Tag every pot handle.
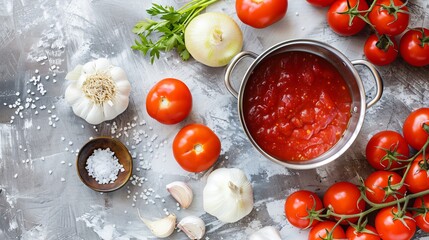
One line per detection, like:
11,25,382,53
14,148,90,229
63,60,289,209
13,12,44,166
224,51,258,98
351,59,383,109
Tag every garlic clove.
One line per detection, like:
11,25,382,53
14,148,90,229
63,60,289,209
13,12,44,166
166,181,193,209
138,210,176,238
248,226,281,240
177,216,205,240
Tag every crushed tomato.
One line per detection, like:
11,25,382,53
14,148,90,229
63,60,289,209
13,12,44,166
243,51,351,161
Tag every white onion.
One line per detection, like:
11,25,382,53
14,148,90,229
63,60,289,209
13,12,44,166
185,12,243,67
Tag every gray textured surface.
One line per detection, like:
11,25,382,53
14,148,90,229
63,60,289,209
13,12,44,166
0,0,428,239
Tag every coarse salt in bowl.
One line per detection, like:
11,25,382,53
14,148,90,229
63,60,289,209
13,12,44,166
77,137,132,192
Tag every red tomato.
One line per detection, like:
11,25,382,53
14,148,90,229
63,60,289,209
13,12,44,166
346,224,380,240
365,130,409,170
399,28,429,67
364,171,406,203
327,0,368,36
412,194,429,232
308,221,346,240
404,155,429,193
235,0,287,28
172,124,221,172
306,0,336,7
375,206,416,240
403,108,429,150
364,34,398,66
285,190,323,229
323,182,366,224
146,78,192,125
368,0,409,36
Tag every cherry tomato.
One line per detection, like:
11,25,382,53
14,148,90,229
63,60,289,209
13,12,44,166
172,124,221,172
306,0,336,7
146,78,192,125
368,0,409,36
365,130,409,170
404,155,429,193
364,171,406,203
308,221,346,240
236,0,288,28
346,224,380,240
399,28,429,67
285,190,323,229
403,108,429,150
327,0,368,36
323,181,366,224
412,194,429,232
364,34,398,66
375,206,416,240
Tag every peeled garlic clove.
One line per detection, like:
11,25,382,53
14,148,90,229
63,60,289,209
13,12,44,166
138,210,176,238
166,181,193,209
177,216,205,240
249,226,281,240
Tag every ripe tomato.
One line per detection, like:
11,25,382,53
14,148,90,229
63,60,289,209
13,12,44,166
412,194,429,232
146,78,192,125
172,124,221,172
285,190,323,229
323,181,366,224
346,224,380,240
308,221,346,240
327,0,368,36
368,0,409,36
364,34,398,66
375,206,416,240
306,0,336,7
404,155,429,193
403,108,429,150
364,171,406,203
236,0,288,28
399,28,429,67
365,130,409,170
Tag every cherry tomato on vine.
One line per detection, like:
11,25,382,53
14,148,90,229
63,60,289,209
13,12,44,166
306,0,336,7
308,221,346,240
399,28,429,67
368,0,409,36
235,0,288,28
327,0,368,36
285,190,323,229
323,181,366,224
375,206,416,240
172,124,221,172
346,224,380,240
412,194,429,232
364,171,406,204
403,108,429,150
146,78,192,125
364,34,398,66
404,155,429,193
365,130,409,170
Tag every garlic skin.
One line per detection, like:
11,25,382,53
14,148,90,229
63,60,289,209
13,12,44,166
248,226,281,240
65,58,131,125
203,168,253,223
166,181,193,209
138,211,176,238
177,216,205,240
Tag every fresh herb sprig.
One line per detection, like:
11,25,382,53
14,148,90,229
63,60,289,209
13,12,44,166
132,0,219,63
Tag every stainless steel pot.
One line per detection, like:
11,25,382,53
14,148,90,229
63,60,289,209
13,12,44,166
224,39,383,170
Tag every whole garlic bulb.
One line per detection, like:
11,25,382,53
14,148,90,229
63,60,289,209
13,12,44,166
203,168,253,223
65,58,131,125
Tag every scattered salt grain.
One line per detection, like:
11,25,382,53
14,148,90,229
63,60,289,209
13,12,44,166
48,170,53,175
13,173,18,178
60,178,65,182
85,148,123,184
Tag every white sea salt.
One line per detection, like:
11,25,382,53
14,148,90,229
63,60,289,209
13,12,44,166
85,148,124,184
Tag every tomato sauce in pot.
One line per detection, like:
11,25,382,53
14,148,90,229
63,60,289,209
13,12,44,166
243,51,352,161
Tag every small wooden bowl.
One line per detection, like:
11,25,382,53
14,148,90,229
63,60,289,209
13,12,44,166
76,137,132,192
